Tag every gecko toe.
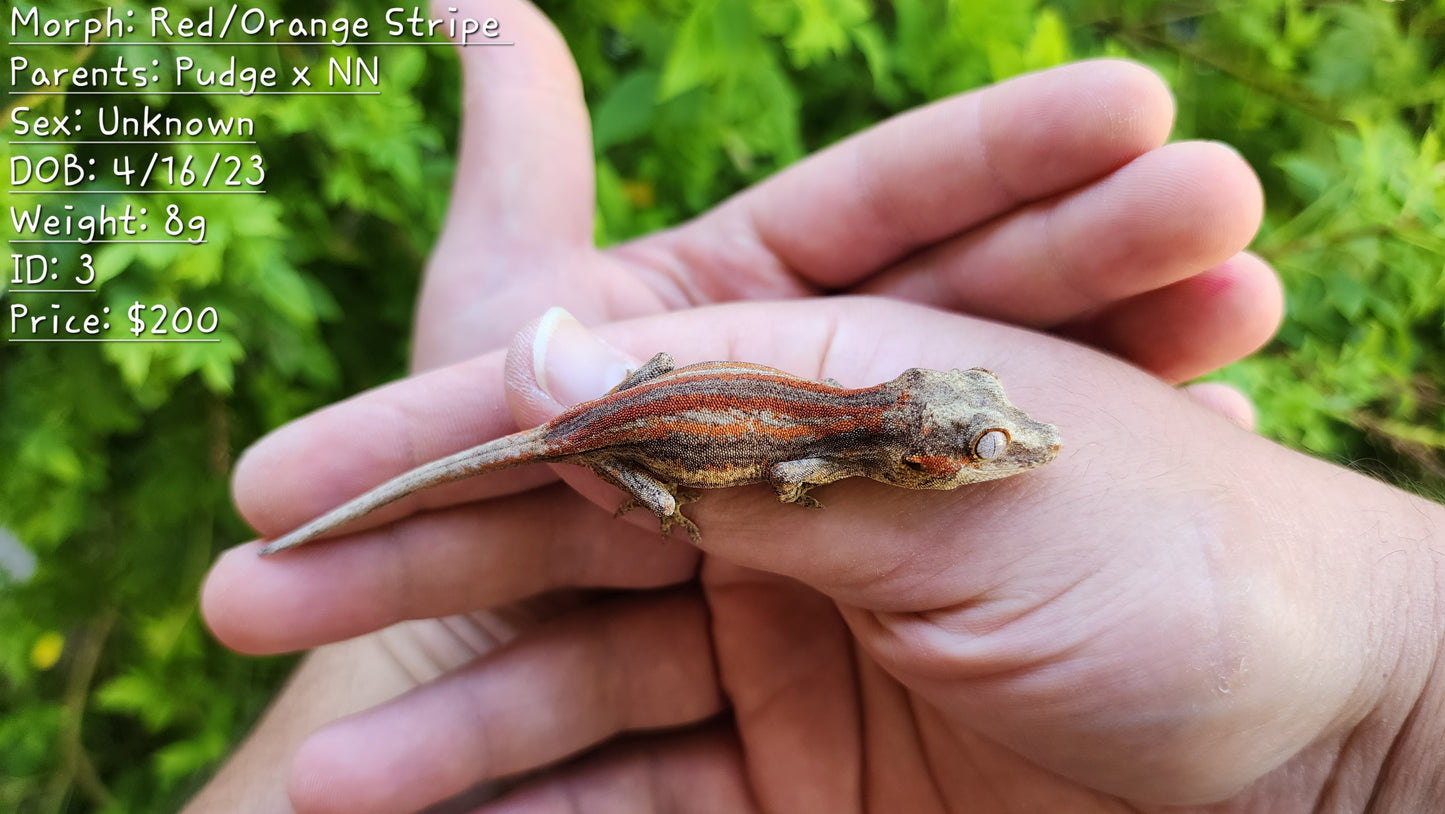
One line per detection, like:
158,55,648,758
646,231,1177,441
657,509,701,544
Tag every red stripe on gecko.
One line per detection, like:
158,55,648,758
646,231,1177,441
905,455,963,477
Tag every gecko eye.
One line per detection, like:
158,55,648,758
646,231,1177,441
973,429,1009,460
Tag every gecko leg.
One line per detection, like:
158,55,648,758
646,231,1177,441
607,352,675,393
588,459,702,543
614,488,701,518
769,458,865,509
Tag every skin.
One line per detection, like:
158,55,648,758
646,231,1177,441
185,3,1445,813
205,300,1444,814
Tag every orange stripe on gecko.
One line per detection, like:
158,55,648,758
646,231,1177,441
583,414,888,444
553,394,891,442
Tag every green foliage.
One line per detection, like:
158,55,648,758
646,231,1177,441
1,0,1440,811
3,0,455,809
1125,1,1445,493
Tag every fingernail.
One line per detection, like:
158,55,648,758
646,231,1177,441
532,307,638,405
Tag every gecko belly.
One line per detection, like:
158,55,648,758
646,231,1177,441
601,427,874,489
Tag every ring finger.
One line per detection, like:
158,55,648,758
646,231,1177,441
203,483,700,654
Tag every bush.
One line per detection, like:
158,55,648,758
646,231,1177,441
1,1,1439,810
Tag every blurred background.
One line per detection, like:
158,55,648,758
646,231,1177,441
2,0,1441,810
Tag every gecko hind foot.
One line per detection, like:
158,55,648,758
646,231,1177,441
614,485,700,519
658,508,702,545
616,500,701,544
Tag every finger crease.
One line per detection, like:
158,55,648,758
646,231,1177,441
1040,202,1100,308
852,138,920,250
972,98,1026,209
593,610,634,731
387,521,419,623
558,769,590,814
644,741,673,814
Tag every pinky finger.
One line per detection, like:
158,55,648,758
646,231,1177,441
481,726,757,814
1060,251,1283,384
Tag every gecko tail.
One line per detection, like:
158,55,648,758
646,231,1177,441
257,432,546,556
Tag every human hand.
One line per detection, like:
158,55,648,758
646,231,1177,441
287,1,1279,682
206,298,1443,813
195,0,1292,809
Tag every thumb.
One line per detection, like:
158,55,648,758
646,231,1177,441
412,0,598,369
504,307,644,426
431,0,593,257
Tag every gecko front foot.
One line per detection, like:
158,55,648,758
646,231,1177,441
772,481,825,509
793,493,826,509
771,458,859,509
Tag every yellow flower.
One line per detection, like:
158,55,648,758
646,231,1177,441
622,179,655,209
30,631,64,670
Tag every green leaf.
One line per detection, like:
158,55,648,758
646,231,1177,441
95,672,179,731
1023,8,1071,71
593,70,660,152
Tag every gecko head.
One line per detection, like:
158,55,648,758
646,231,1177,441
880,367,1060,489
